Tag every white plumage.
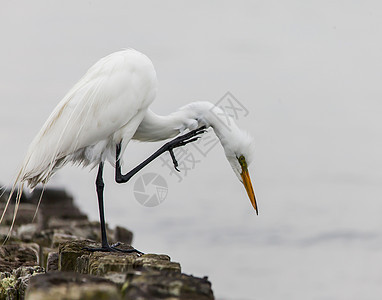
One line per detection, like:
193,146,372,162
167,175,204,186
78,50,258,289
21,49,157,187
3,49,257,247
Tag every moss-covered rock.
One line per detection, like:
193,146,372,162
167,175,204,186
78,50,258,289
0,243,40,272
134,254,181,273
25,271,120,300
0,187,215,299
0,275,16,299
87,252,137,276
0,266,44,300
46,252,58,272
58,241,181,278
58,239,97,272
121,271,214,300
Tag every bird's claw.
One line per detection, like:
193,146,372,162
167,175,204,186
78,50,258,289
166,126,207,172
178,136,201,147
111,242,121,247
168,148,180,172
83,244,144,256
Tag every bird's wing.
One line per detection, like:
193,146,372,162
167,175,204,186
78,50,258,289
20,50,157,187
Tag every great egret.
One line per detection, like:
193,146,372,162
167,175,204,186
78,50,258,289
2,49,257,253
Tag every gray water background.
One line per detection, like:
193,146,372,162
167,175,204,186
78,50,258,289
1,1,382,299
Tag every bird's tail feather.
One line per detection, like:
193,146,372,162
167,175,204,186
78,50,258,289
32,185,45,223
1,68,108,242
0,167,26,244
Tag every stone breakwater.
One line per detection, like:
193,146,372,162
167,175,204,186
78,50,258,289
0,188,214,300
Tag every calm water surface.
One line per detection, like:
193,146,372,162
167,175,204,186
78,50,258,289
1,2,382,299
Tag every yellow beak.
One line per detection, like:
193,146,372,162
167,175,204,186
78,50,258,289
240,168,258,215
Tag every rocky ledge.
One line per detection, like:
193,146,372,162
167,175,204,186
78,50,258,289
0,187,214,300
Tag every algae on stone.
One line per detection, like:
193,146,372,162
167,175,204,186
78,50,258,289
59,239,97,272
0,244,40,272
25,271,120,300
0,266,45,300
121,271,214,300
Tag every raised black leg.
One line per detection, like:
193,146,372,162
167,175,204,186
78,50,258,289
85,126,206,254
116,126,206,183
83,162,143,254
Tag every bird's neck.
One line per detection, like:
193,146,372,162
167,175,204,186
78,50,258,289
133,101,237,144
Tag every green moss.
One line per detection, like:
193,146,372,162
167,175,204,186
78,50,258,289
0,276,16,298
59,240,92,271
120,281,129,296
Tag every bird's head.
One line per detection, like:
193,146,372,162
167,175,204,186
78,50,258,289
180,101,258,214
219,127,258,215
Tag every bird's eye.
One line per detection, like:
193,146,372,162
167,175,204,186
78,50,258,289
237,155,247,168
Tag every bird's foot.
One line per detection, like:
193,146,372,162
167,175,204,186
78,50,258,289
166,126,207,171
83,243,144,255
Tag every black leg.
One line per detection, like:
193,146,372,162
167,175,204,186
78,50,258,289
116,126,206,183
83,162,143,254
85,126,206,254
96,162,108,248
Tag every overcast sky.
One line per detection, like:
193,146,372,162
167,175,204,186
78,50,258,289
1,1,382,299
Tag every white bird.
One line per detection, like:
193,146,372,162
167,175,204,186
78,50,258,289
3,49,257,252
